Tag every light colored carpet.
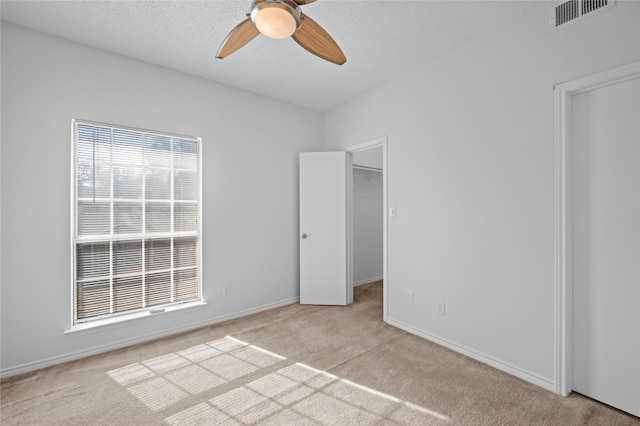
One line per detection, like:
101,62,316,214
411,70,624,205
1,281,638,425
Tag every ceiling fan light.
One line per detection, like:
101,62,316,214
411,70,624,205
252,2,299,39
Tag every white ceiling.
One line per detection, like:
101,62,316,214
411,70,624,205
1,1,547,112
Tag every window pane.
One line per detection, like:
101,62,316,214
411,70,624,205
145,134,171,167
174,170,197,201
114,167,142,199
78,201,111,235
146,271,172,306
145,239,171,272
77,280,111,320
113,276,142,312
145,168,171,200
112,129,143,165
77,125,111,164
174,202,197,232
174,268,198,302
145,202,171,233
114,202,142,234
77,162,111,199
173,138,197,170
113,241,142,276
174,237,197,269
77,242,110,280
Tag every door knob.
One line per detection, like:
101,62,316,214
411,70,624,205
301,233,308,239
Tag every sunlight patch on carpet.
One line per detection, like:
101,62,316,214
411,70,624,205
107,336,450,424
167,362,451,424
127,377,189,411
106,336,286,412
164,364,227,394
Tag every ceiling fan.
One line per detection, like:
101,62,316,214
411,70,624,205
216,0,346,65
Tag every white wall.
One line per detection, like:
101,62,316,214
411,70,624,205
353,168,383,285
353,146,383,170
0,22,323,376
323,2,640,390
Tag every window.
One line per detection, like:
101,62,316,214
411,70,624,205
72,120,201,325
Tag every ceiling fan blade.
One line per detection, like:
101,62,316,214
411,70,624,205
293,0,317,4
292,14,346,65
216,18,260,59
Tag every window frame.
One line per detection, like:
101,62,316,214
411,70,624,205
69,119,203,329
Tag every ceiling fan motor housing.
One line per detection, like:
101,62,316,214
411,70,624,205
249,0,302,38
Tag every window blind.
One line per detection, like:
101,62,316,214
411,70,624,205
73,120,201,324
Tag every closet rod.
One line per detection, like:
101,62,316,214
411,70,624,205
353,165,383,173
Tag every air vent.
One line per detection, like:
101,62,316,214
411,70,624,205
550,0,615,31
556,0,580,26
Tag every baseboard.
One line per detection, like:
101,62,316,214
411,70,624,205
354,276,383,287
385,317,556,393
0,297,299,379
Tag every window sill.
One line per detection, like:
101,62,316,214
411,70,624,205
64,301,207,336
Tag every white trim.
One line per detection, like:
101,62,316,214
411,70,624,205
554,61,640,396
197,136,204,316
72,119,198,141
70,119,77,329
387,318,555,392
346,152,354,305
64,301,207,334
345,136,388,321
0,297,299,379
347,138,387,153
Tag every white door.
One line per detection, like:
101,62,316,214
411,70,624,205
299,152,352,305
571,76,640,416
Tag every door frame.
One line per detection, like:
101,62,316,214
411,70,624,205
346,136,388,321
553,61,640,396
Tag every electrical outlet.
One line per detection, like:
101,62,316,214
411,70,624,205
436,301,446,315
222,286,230,296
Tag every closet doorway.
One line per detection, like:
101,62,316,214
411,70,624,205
347,138,388,320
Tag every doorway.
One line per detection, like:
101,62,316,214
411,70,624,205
352,161,383,287
555,62,640,416
346,137,388,321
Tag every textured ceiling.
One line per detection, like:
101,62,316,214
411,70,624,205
1,1,547,112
